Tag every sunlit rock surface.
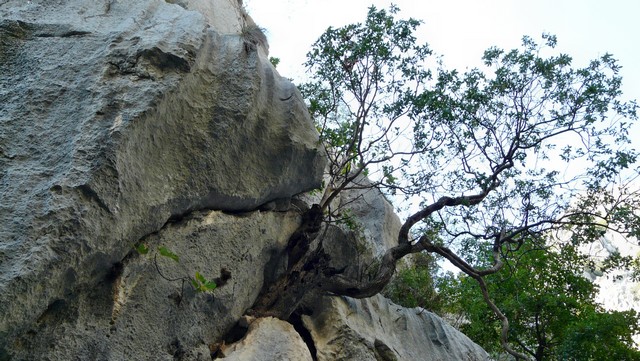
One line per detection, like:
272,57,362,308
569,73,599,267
303,294,490,361
223,317,313,361
584,235,640,346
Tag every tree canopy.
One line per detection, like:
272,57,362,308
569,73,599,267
437,239,640,360
254,6,640,359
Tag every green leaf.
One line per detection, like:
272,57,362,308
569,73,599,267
269,57,280,68
135,244,149,255
158,246,179,263
340,162,351,175
191,272,218,293
204,281,217,291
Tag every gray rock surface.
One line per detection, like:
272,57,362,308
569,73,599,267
223,317,313,361
584,235,640,346
299,174,402,257
5,208,301,360
0,0,323,358
303,294,490,361
306,174,404,281
299,179,489,361
0,0,493,360
335,175,402,257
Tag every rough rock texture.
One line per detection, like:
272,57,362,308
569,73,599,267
0,0,493,360
5,208,302,360
301,174,401,258
0,0,324,358
584,235,640,346
335,175,402,257
304,174,403,281
222,317,313,361
296,176,489,361
303,294,490,361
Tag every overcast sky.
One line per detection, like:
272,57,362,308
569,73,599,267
245,0,639,112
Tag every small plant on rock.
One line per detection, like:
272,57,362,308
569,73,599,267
135,244,229,299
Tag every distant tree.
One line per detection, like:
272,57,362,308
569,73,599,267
383,253,444,312
439,240,640,360
251,6,640,359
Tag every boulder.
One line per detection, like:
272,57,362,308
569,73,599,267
0,0,324,357
222,317,313,361
311,174,403,281
334,175,402,257
303,294,490,361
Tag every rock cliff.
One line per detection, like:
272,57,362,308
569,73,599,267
585,235,640,346
0,1,489,360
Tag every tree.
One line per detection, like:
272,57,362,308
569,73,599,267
251,6,640,359
383,252,445,312
439,240,640,360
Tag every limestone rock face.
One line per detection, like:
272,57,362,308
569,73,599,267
0,0,493,359
336,175,402,257
313,175,403,280
297,176,489,361
303,295,490,361
5,208,302,360
0,0,324,358
223,317,313,361
585,235,640,346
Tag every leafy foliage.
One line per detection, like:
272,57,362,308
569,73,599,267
191,271,217,293
439,241,640,360
135,243,150,255
384,253,444,312
300,4,433,212
558,309,640,361
269,56,280,68
158,246,179,263
299,5,640,359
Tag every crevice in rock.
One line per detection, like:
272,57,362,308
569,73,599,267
210,320,249,359
168,339,186,360
129,202,276,257
163,203,262,227
160,195,303,230
0,20,91,39
164,0,188,9
105,261,124,283
373,338,399,361
0,347,10,361
288,309,318,361
137,47,192,73
36,299,68,325
35,30,91,38
223,322,249,344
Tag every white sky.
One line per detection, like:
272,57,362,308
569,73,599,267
244,2,640,303
246,0,639,114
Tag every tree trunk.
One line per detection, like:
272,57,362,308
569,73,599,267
249,204,411,319
249,205,331,319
